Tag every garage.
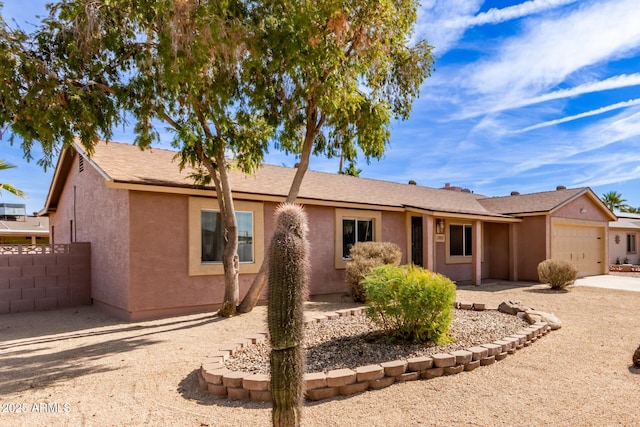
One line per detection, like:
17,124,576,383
551,219,606,277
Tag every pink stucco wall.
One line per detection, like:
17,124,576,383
381,211,408,265
127,191,248,317
302,204,347,296
435,243,472,283
49,153,131,312
553,194,612,222
609,228,639,265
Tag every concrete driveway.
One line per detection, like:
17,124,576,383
575,274,640,292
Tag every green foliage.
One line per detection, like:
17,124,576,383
247,0,434,177
0,160,26,197
363,264,456,344
339,161,362,177
619,205,640,213
345,241,401,302
537,259,578,290
267,204,309,427
0,1,276,315
601,191,626,212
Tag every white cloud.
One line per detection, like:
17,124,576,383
415,0,482,53
517,99,640,132
458,73,640,119
462,0,640,96
458,0,577,27
416,0,577,54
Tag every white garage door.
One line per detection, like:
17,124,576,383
551,223,606,277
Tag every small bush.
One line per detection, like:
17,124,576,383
537,259,578,290
362,264,456,344
345,241,402,302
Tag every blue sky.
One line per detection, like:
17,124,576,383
2,0,640,214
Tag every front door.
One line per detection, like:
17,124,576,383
411,216,423,266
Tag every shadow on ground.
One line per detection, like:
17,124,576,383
1,310,224,394
1,310,222,352
178,369,270,409
456,280,541,293
0,335,159,394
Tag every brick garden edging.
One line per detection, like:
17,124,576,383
197,304,552,403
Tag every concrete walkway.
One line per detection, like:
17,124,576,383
575,274,640,292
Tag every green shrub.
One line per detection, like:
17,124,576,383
537,259,578,290
345,241,402,302
362,264,456,344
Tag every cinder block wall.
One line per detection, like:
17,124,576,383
0,243,91,314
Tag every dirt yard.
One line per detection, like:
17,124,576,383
1,281,639,426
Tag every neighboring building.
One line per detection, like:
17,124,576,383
0,203,49,245
609,212,640,265
40,141,616,320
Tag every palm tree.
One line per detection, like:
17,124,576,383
620,205,640,214
601,191,626,211
0,160,26,198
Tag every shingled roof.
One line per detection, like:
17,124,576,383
44,141,605,221
477,188,589,215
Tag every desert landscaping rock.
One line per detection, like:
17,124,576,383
2,282,639,426
526,310,562,330
225,308,528,375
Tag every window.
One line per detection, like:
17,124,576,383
449,224,472,256
189,197,264,276
342,218,374,259
627,233,637,253
201,211,253,263
334,208,382,269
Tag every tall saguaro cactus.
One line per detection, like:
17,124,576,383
268,203,309,427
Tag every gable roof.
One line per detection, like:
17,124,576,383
477,187,616,220
41,140,610,221
477,188,586,214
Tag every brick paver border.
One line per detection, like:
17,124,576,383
198,303,552,403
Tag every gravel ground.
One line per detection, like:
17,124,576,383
226,310,528,374
1,280,639,426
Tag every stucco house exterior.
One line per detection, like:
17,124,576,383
609,212,640,265
40,141,616,320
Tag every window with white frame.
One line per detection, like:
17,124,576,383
342,218,374,259
449,224,472,256
627,233,637,253
201,211,254,263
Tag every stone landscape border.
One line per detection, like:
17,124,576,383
197,303,552,403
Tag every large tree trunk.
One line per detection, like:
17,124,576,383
238,105,320,313
200,149,240,317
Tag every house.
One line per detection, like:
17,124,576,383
609,212,640,265
40,141,615,320
0,203,49,245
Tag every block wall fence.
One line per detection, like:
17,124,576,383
0,243,91,315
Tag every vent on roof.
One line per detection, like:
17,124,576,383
511,191,520,196
79,156,84,173
556,185,566,190
442,183,463,192
408,180,417,185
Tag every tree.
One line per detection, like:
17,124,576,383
0,160,26,198
601,191,627,212
0,0,272,317
339,162,362,177
238,0,434,312
619,204,640,213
